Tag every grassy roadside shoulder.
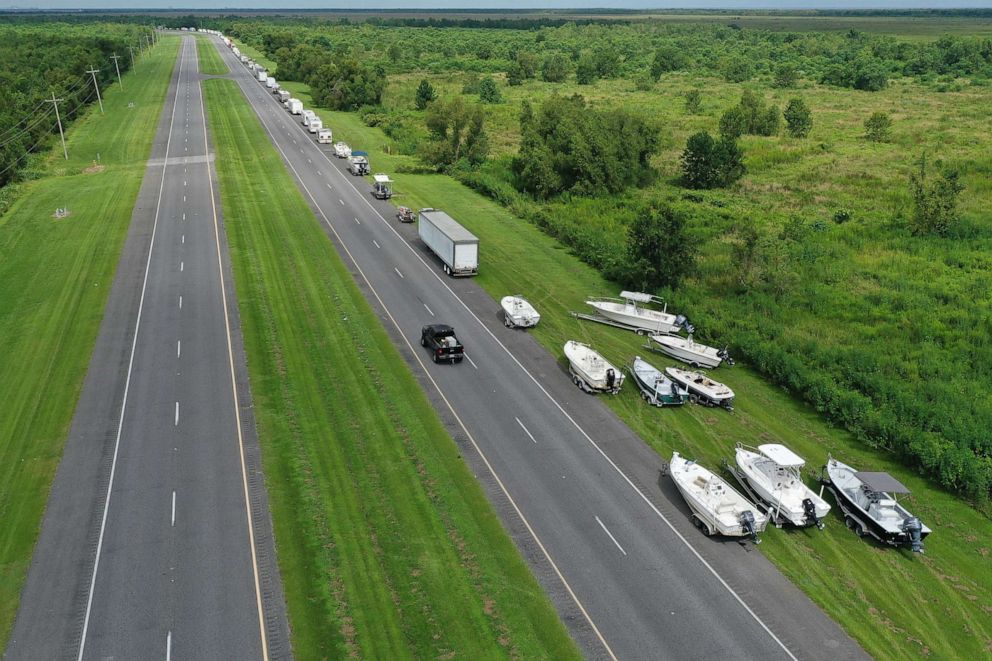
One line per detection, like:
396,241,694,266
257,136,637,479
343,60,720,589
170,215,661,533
281,79,992,660
196,35,228,75
202,76,580,660
0,36,180,648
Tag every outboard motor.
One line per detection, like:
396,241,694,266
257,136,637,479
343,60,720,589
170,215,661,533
674,315,695,334
739,510,760,545
717,347,735,366
605,368,616,391
802,498,824,530
902,517,924,553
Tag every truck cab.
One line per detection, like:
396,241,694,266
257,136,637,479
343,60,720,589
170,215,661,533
421,324,464,364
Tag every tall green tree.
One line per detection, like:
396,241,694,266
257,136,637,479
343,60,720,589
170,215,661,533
420,96,489,170
783,98,813,138
541,53,569,83
478,77,502,103
617,204,696,291
908,154,965,236
414,78,436,110
651,44,688,80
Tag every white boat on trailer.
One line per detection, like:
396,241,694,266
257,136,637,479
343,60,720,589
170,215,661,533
669,452,767,543
820,456,931,553
648,333,732,369
501,295,540,328
664,366,735,410
564,340,623,394
627,356,686,407
582,291,692,335
726,443,830,529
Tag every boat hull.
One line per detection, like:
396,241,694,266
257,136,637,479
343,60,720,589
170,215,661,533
664,367,734,409
564,341,624,394
650,336,723,369
822,458,931,551
669,453,767,540
501,296,540,328
588,301,680,333
734,448,829,527
629,357,685,406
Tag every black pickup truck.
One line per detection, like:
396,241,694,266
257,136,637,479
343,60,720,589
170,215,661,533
421,324,464,364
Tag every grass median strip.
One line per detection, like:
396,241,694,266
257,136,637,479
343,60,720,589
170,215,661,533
196,35,228,76
202,76,580,660
281,80,992,660
0,36,179,649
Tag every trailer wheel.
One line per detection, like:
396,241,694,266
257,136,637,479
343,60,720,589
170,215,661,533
688,393,699,405
692,515,712,536
636,329,647,336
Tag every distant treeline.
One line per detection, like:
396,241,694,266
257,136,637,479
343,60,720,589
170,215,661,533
0,22,152,188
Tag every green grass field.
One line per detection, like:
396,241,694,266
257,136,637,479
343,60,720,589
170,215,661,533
196,35,228,75
280,80,992,660
201,76,580,660
0,36,179,649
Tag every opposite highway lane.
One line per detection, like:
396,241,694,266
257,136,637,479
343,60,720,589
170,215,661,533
6,37,289,660
212,36,866,661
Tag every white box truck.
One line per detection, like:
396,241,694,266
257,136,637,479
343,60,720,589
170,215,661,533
257,69,267,83
266,76,277,90
317,129,333,144
289,99,303,115
308,117,322,134
418,209,479,277
302,109,315,126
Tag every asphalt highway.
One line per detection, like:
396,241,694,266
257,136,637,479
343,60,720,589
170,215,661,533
6,37,288,660
212,37,867,661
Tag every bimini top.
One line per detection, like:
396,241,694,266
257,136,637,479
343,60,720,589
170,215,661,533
620,291,656,303
855,472,911,494
373,173,391,184
758,444,806,468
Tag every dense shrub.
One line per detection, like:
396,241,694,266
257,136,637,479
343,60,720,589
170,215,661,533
681,131,745,189
420,96,489,170
864,111,892,142
719,90,780,138
309,59,387,110
414,78,436,110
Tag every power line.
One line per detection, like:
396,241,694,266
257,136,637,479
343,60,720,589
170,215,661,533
0,118,59,181
0,107,56,149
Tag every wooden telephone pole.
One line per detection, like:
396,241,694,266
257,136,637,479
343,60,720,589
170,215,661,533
45,94,68,160
86,68,104,114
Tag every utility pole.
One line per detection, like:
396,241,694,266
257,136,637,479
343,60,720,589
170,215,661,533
86,68,104,114
45,93,68,160
110,53,123,90
128,45,136,68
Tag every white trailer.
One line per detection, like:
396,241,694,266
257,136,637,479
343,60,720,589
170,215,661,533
266,76,278,90
317,129,333,144
302,109,316,126
289,99,303,115
308,117,323,134
256,69,267,83
418,208,479,277
278,90,291,103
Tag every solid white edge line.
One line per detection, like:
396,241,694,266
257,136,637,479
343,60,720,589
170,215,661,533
199,38,270,660
77,36,186,661
235,60,620,661
281,75,798,659
515,416,537,444
595,516,627,557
